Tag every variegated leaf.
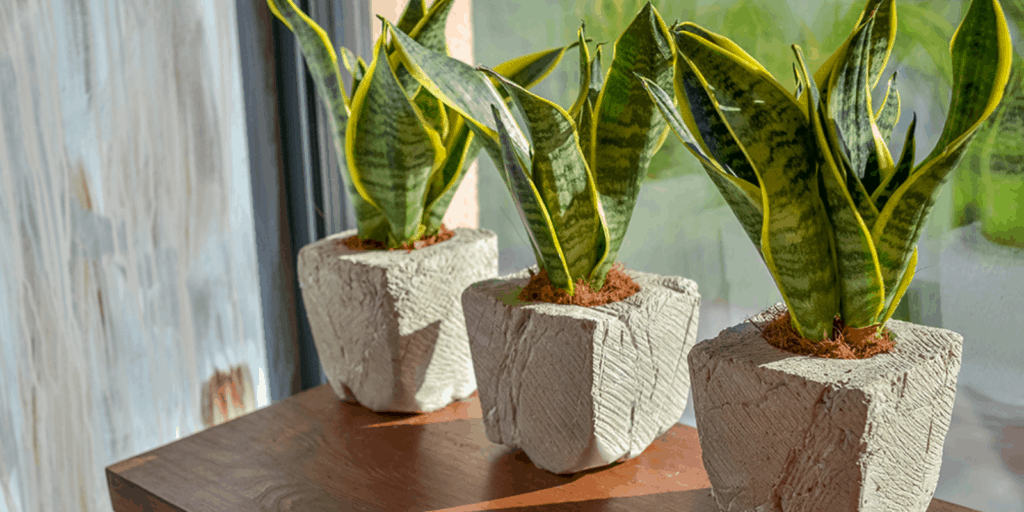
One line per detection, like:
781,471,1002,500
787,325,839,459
674,22,776,81
569,25,592,122
874,71,901,145
639,74,765,251
677,36,837,340
422,124,477,235
419,44,580,232
492,104,574,292
675,27,838,338
813,0,897,94
339,46,365,100
673,53,760,189
385,18,530,179
406,0,455,55
492,42,583,96
346,37,444,246
797,45,885,329
396,0,426,34
587,44,606,108
267,0,386,236
872,113,917,212
589,2,675,281
414,86,449,140
873,0,1012,311
483,67,609,288
826,14,877,181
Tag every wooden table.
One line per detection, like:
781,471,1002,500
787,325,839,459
107,384,975,511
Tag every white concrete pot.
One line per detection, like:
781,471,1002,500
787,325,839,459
939,222,1024,406
689,306,963,511
297,227,498,413
462,267,701,474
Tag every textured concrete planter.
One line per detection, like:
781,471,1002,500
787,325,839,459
689,307,964,511
297,227,498,413
462,267,700,474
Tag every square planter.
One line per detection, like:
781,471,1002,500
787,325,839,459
297,227,498,413
689,306,963,511
462,267,701,474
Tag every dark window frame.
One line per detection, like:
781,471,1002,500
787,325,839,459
235,0,373,400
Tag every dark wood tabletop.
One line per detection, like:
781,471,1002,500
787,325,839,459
106,384,976,511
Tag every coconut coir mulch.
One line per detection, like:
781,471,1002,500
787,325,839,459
340,223,455,252
517,262,640,307
751,304,895,360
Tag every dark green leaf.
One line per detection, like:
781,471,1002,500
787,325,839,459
346,38,443,246
396,0,426,35
483,67,609,288
492,104,574,293
589,3,675,281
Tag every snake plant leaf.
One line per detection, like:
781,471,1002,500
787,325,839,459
874,71,901,145
346,37,445,246
588,45,606,107
639,74,765,250
872,113,917,212
414,86,450,140
396,0,427,35
569,25,592,122
492,42,583,95
675,29,835,339
589,2,675,280
826,14,878,181
417,41,583,235
679,34,837,340
268,0,379,230
796,45,884,329
339,46,366,99
405,0,456,56
421,123,476,235
814,0,897,94
492,104,574,292
874,0,1012,314
674,22,775,80
482,67,609,288
672,52,760,188
578,98,597,170
385,18,530,171
863,71,900,195
793,63,805,100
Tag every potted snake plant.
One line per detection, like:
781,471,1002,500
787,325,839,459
382,3,701,475
639,0,1011,509
268,0,577,413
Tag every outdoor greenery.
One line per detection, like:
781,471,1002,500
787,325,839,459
383,4,675,293
641,0,1012,340
266,0,576,248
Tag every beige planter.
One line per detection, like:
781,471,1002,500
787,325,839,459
297,227,498,413
462,267,701,474
689,306,963,511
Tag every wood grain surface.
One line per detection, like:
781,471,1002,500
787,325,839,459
107,384,977,512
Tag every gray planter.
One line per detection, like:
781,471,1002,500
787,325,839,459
297,227,498,413
689,306,963,511
462,267,701,474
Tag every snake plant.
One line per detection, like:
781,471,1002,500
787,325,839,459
266,0,578,248
639,0,1012,340
379,3,674,294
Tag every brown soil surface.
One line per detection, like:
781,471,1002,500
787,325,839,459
517,263,640,307
340,224,455,252
753,304,895,360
